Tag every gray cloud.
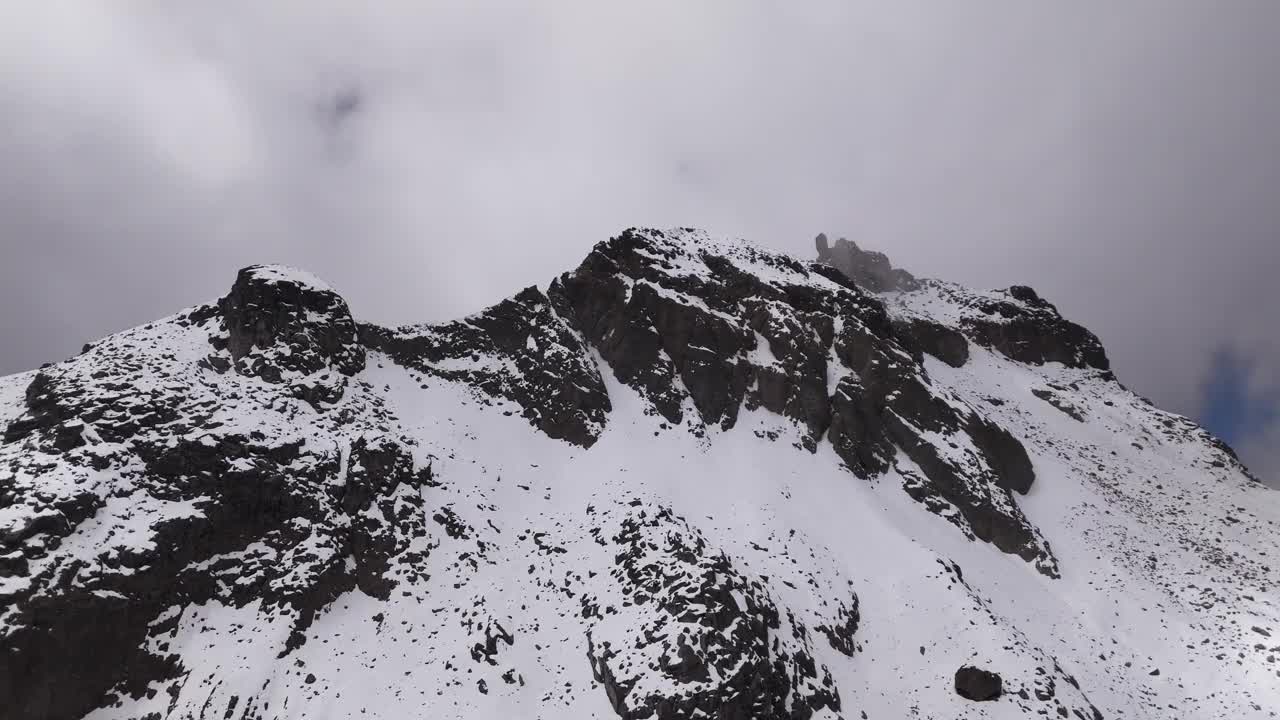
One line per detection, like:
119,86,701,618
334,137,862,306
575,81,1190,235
1,2,1277,482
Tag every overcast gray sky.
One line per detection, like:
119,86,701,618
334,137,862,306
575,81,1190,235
1,2,1277,484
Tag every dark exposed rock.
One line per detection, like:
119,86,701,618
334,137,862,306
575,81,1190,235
432,506,472,540
3,371,72,445
207,265,366,404
620,281,752,429
363,286,612,447
955,665,1003,701
547,229,1054,573
827,375,895,478
549,265,692,427
552,229,870,439
892,317,970,368
1,425,433,720
826,311,1053,573
339,435,433,600
742,298,836,450
885,404,1053,575
815,233,920,293
470,621,515,666
962,288,1109,371
583,503,842,720
553,232,849,443
812,236,1106,372
816,595,861,657
968,417,1036,495
1031,387,1087,423
0,321,430,720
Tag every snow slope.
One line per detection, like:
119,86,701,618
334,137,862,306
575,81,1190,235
1,230,1276,720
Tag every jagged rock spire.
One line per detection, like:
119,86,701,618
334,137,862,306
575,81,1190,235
814,232,920,293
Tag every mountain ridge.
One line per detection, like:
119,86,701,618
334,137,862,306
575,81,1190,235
1,227,1275,719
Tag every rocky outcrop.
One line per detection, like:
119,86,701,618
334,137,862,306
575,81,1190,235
0,294,430,720
827,317,1052,573
547,237,757,430
961,286,1110,371
1031,386,1087,422
344,227,1055,580
743,295,836,449
204,265,366,404
546,229,1055,574
813,235,1107,372
955,665,1003,701
582,503,842,720
815,233,920,292
2,420,432,720
337,435,433,600
892,317,970,368
361,286,612,447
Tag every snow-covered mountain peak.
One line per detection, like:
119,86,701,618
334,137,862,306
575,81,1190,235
1,228,1276,720
237,264,338,293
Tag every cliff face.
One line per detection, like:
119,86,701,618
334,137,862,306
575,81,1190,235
0,229,1274,720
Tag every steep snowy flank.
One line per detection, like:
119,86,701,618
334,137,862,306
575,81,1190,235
1,228,1276,720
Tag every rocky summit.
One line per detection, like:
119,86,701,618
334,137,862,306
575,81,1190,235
1,228,1277,720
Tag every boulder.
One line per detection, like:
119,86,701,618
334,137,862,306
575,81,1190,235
955,666,1003,701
